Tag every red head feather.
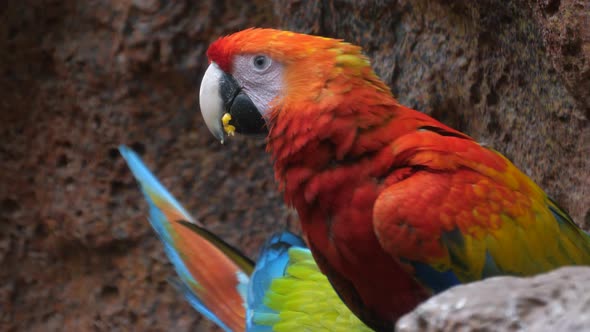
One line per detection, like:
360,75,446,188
206,28,287,72
206,28,393,113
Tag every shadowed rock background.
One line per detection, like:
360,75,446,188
0,0,588,331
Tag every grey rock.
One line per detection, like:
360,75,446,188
397,267,590,332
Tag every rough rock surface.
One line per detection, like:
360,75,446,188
397,267,590,332
531,0,590,114
1,1,286,331
0,0,588,331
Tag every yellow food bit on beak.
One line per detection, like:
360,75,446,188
221,113,236,137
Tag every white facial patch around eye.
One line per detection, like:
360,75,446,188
232,55,284,118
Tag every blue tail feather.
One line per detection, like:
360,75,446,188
247,232,307,331
119,145,194,224
169,278,232,332
119,145,232,332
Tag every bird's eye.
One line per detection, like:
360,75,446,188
252,55,271,72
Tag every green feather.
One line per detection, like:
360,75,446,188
254,247,372,332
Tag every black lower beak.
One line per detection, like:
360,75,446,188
220,73,267,135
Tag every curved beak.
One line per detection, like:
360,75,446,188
199,63,266,143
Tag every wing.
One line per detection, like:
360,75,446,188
248,232,372,332
373,130,590,292
121,145,370,331
120,145,253,332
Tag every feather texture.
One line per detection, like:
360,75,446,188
248,241,372,332
373,130,590,286
121,145,371,331
205,28,590,331
120,146,251,332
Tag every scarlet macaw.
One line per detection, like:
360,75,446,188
198,28,590,331
120,146,370,331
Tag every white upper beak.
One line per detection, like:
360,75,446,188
199,62,225,143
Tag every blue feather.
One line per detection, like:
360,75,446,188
481,251,503,278
168,277,232,332
119,145,194,224
410,261,461,293
119,145,232,332
247,232,306,331
405,227,465,293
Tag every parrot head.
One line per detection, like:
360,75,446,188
199,28,393,143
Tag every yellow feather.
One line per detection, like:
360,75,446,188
335,54,370,68
257,248,372,332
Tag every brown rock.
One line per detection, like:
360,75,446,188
531,0,590,114
397,267,590,332
1,0,588,331
0,1,282,331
